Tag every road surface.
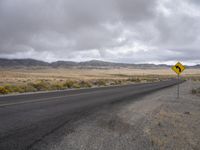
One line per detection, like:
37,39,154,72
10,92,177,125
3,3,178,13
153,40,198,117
0,79,180,150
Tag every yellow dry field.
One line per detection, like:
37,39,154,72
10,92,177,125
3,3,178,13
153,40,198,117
0,68,200,85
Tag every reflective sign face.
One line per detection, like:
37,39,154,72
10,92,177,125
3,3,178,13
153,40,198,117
171,62,185,75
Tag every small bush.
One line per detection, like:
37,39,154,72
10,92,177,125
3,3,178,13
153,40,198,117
4,84,14,93
93,80,107,86
51,83,65,90
0,86,9,94
72,83,81,88
21,84,37,92
79,81,92,88
3,84,23,93
192,88,200,94
114,80,123,85
192,89,197,94
15,86,26,93
127,78,141,83
63,80,75,88
29,80,50,91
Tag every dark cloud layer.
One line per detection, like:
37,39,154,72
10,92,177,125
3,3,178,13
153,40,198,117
0,0,200,64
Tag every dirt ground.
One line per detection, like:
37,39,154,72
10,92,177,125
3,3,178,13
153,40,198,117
31,80,200,150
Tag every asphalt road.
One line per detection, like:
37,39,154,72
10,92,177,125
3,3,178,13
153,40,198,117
0,79,180,150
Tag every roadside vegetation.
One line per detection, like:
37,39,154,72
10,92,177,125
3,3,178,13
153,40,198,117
0,68,199,95
185,75,200,81
192,87,200,95
0,76,166,95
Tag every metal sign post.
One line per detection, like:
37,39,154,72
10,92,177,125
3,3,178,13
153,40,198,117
177,74,180,99
171,62,185,99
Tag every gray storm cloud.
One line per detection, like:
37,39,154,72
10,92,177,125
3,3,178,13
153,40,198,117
0,0,200,64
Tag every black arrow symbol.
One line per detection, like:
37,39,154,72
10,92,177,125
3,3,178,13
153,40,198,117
176,65,181,72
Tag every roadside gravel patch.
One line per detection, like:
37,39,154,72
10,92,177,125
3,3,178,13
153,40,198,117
144,81,200,150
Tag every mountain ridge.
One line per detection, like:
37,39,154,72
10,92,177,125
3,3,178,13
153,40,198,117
0,58,199,69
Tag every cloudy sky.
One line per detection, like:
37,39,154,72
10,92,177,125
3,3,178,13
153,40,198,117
0,0,200,64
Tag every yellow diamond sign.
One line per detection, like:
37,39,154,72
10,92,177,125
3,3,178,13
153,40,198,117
171,62,185,75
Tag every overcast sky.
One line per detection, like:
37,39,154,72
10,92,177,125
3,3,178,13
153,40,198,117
0,0,200,64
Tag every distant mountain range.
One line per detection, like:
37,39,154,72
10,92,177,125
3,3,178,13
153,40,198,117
0,58,199,69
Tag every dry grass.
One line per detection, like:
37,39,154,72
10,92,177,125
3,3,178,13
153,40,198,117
192,87,200,94
0,68,199,94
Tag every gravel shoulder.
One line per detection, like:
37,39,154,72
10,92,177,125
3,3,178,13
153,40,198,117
31,80,200,150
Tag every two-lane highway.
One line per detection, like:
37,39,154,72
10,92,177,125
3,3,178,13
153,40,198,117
0,79,181,150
